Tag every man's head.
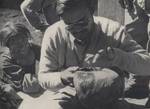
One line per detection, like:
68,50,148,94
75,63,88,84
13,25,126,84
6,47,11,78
56,0,97,42
0,22,31,59
73,68,124,109
56,0,97,15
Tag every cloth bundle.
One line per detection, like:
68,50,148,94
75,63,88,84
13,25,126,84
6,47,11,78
73,67,124,108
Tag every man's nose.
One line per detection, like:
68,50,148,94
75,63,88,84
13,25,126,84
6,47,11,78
66,25,88,33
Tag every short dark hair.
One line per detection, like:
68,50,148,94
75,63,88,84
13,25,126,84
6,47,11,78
0,22,31,47
56,0,97,15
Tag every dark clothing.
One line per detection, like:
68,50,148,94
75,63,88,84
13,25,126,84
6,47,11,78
0,43,41,91
125,15,150,99
0,42,41,108
125,15,149,49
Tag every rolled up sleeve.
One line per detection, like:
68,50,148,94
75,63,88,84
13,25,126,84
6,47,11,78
38,26,64,91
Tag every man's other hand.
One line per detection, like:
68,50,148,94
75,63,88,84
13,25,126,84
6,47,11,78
22,74,43,93
92,47,116,67
60,67,79,86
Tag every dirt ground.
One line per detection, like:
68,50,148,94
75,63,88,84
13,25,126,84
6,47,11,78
0,8,149,107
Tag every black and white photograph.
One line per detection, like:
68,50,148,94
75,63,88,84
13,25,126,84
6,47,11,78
0,0,150,109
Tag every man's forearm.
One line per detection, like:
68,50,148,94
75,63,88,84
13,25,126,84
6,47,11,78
115,49,150,75
38,72,65,91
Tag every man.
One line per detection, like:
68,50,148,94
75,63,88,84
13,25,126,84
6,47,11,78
38,0,150,109
20,0,59,32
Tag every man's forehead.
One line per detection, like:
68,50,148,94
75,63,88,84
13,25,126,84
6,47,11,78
61,6,89,24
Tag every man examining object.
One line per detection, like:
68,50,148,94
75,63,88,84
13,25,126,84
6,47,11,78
37,0,150,108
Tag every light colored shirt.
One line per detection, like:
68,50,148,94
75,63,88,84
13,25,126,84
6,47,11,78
39,16,150,91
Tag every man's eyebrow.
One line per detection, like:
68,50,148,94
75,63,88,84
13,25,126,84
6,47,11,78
67,16,86,25
77,16,87,22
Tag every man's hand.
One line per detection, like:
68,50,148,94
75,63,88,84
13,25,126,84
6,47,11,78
92,47,117,67
61,67,79,86
22,74,42,93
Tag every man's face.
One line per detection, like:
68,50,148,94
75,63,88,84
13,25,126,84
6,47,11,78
61,3,94,41
7,34,30,59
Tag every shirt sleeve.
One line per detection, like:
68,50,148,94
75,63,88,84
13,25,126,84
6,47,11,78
113,26,150,76
20,0,48,30
38,26,65,91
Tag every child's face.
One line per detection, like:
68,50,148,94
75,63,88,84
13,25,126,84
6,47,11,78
7,34,30,59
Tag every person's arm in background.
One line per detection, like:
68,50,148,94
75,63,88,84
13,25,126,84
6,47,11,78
20,0,49,32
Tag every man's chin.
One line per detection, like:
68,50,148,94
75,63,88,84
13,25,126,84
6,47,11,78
74,32,90,41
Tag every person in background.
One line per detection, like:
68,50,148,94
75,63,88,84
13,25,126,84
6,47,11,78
37,0,150,108
119,0,150,49
20,0,59,33
0,22,43,94
119,0,149,49
119,0,150,103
